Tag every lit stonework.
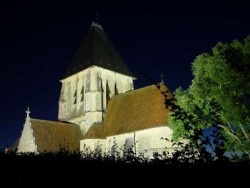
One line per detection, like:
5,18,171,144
59,66,134,135
17,108,37,153
58,21,135,135
15,21,181,159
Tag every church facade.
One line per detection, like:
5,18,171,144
17,21,178,158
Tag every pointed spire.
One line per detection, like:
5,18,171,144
26,107,31,118
63,19,134,79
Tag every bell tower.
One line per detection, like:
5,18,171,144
58,21,135,135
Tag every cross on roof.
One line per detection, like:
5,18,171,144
160,73,165,84
26,107,31,118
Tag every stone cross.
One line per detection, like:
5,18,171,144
26,107,31,118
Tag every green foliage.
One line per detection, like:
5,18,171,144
169,35,250,158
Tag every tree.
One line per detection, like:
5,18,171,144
169,35,250,159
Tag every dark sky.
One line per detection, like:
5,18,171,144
1,0,250,150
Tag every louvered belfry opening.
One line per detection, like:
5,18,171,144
106,82,111,106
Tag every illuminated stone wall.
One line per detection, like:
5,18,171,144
59,66,134,135
80,126,179,159
80,139,106,156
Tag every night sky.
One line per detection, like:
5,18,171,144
1,0,250,150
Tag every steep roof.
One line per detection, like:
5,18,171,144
63,22,134,79
84,84,174,139
30,119,83,153
83,123,105,139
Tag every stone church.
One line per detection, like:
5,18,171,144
16,21,177,158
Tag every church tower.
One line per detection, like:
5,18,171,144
58,21,135,135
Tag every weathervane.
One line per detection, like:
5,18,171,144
91,12,103,29
95,11,99,23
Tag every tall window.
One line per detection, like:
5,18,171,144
73,89,77,104
80,86,84,102
106,82,111,106
115,83,119,95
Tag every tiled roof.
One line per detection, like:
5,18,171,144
30,119,83,153
63,22,134,79
83,123,104,139
84,84,174,139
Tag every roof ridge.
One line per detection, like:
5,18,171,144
111,84,163,98
30,118,75,125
